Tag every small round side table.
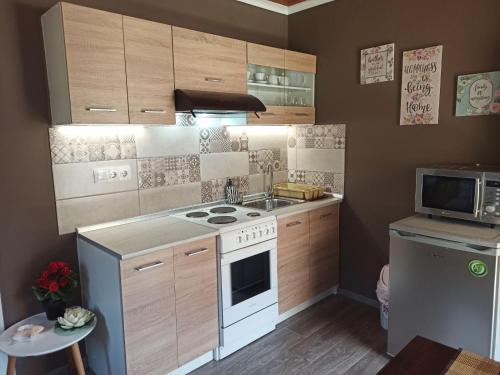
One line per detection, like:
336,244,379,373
0,313,96,375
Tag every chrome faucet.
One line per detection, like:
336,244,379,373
266,163,274,199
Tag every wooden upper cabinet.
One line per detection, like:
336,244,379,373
277,212,311,314
284,106,315,125
247,43,285,69
285,50,317,73
120,249,178,375
173,237,218,365
172,27,247,94
42,3,129,124
309,205,340,295
247,106,286,125
123,17,175,124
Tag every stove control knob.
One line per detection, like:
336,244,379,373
237,236,242,243
245,234,250,241
259,230,263,237
265,229,270,235
486,205,496,213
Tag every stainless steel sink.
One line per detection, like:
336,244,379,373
241,197,305,211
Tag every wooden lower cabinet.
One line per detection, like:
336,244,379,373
120,249,178,375
173,237,218,365
277,204,340,315
277,212,311,314
309,205,340,296
119,236,218,374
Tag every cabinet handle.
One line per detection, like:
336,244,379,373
185,247,209,257
261,113,276,116
86,107,118,112
205,77,224,83
320,213,333,219
286,221,302,227
141,109,166,114
295,113,309,117
134,261,164,272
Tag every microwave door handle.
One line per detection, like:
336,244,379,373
474,178,482,217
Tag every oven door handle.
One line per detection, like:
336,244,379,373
220,239,277,265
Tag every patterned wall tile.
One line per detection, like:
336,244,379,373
199,127,245,154
249,148,287,174
295,124,346,150
288,170,345,194
137,154,200,190
49,128,137,164
201,175,249,203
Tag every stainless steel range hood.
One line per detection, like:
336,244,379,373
174,89,266,117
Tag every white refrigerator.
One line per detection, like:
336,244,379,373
388,215,500,359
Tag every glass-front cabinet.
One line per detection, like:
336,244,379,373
247,43,316,125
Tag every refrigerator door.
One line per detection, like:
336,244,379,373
388,230,497,358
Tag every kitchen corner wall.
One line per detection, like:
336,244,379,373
49,115,346,234
289,0,500,302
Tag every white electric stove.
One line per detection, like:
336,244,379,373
173,203,279,359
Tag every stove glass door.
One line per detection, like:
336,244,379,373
230,251,271,306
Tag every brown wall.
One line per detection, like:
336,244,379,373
0,1,286,373
289,0,500,301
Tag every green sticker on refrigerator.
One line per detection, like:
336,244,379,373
468,260,488,277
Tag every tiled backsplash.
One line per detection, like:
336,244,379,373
49,115,346,234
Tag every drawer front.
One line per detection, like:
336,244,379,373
173,27,247,94
173,237,218,365
248,106,286,125
285,106,315,124
123,17,176,125
120,249,178,375
285,50,317,73
247,43,285,69
62,3,129,124
277,212,310,313
309,205,340,294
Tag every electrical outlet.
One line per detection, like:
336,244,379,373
93,165,131,184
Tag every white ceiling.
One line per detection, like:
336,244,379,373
237,0,335,15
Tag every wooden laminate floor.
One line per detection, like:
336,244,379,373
192,295,390,375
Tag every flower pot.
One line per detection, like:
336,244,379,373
42,299,66,321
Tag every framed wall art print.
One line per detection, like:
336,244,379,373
400,45,443,125
360,43,395,84
456,71,500,116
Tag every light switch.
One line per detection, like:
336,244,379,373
93,165,131,184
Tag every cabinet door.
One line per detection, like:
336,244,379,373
285,50,317,73
247,106,286,125
62,3,129,123
173,237,218,365
309,205,340,296
248,43,285,69
285,106,315,124
277,212,310,314
172,27,247,94
120,249,178,375
123,17,175,124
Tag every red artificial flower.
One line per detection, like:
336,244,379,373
59,278,70,287
48,262,59,273
48,281,59,292
61,266,71,276
40,270,50,281
57,261,68,269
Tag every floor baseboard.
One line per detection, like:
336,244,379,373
339,288,379,308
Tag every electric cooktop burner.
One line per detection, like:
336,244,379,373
207,216,238,225
185,211,209,218
247,212,261,217
210,206,237,214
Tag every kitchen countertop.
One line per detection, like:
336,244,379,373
77,195,342,260
272,196,342,218
78,215,218,260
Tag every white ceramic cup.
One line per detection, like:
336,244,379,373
255,72,266,81
268,75,279,85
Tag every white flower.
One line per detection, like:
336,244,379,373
57,307,95,330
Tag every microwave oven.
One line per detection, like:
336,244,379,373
415,165,500,226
